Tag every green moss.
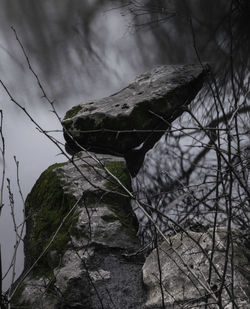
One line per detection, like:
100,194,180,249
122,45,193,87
10,283,30,308
107,203,138,239
103,161,138,238
25,162,77,274
104,160,131,193
74,116,96,131
64,104,82,120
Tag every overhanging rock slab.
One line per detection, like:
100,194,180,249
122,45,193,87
63,64,208,175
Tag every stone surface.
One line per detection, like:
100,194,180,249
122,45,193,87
143,228,250,308
12,152,146,308
63,64,207,176
11,62,250,308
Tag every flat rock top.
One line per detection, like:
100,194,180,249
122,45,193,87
64,64,206,120
63,64,207,158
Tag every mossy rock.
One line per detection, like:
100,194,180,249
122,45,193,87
64,104,82,120
72,159,138,240
24,162,77,274
102,160,138,237
24,156,138,275
13,155,141,307
104,160,131,192
62,64,207,162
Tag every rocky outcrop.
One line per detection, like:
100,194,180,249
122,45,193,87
12,64,232,308
143,228,250,308
63,64,207,176
12,153,145,308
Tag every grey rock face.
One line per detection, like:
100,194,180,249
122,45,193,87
12,152,145,308
12,65,214,308
63,64,207,176
143,228,250,308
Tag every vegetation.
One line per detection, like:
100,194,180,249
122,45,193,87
0,0,249,308
25,163,77,273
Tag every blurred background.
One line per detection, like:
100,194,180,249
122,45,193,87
0,0,249,291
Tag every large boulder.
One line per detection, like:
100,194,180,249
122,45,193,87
11,152,146,308
63,64,208,176
143,228,250,308
11,65,213,308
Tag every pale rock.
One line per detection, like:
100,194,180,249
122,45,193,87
143,227,250,308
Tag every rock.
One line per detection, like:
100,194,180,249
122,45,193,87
11,65,212,308
63,64,208,176
142,228,250,308
11,152,146,308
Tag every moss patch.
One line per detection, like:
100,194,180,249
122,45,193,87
64,104,82,120
25,162,77,274
103,161,138,238
104,160,131,193
10,283,29,308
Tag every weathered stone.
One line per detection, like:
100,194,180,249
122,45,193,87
11,65,214,308
12,152,145,308
143,228,250,308
63,64,208,176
